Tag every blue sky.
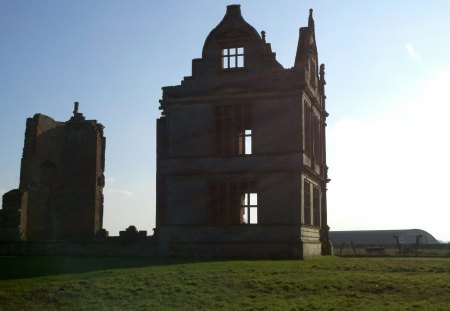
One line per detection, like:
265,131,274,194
1,1,449,241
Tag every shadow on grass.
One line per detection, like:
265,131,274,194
0,256,207,280
0,256,308,281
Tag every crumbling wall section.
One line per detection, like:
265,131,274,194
0,106,106,242
0,189,28,240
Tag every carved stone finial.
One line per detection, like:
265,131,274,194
308,8,314,28
261,30,266,43
319,64,325,80
70,101,85,122
320,64,325,75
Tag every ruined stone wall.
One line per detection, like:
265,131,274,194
158,95,304,226
0,108,105,242
156,5,329,258
0,190,28,240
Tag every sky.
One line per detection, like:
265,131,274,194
1,1,449,242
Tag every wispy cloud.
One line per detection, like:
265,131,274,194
405,43,421,61
106,189,134,197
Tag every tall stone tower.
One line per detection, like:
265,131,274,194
0,103,106,241
156,5,330,258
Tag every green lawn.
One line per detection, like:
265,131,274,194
0,256,449,310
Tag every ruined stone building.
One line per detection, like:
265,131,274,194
0,103,106,241
156,5,330,258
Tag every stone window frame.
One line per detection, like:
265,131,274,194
208,181,258,225
303,102,312,156
312,185,320,227
303,178,311,225
238,129,252,155
303,178,321,227
213,104,252,156
312,111,322,162
304,100,322,162
241,191,258,224
221,47,245,69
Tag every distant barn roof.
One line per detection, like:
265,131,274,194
329,229,440,245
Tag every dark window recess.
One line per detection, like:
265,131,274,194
313,185,320,226
304,179,311,225
209,181,257,225
310,59,317,88
312,115,321,162
222,47,244,69
305,104,322,162
214,104,252,155
304,104,312,156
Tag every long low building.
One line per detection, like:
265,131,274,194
329,229,440,245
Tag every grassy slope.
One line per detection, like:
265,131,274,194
0,256,449,310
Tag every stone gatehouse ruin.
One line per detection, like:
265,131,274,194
0,103,106,241
156,5,330,258
0,5,330,259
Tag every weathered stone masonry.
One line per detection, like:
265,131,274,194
156,5,331,258
0,103,106,241
0,5,331,259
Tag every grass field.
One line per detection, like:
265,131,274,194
0,256,449,310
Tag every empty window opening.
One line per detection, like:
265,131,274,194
222,47,244,69
241,192,258,224
312,115,322,162
214,104,251,155
304,103,322,162
209,181,257,226
313,185,320,226
304,104,312,156
238,129,252,155
304,179,312,225
310,59,317,88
